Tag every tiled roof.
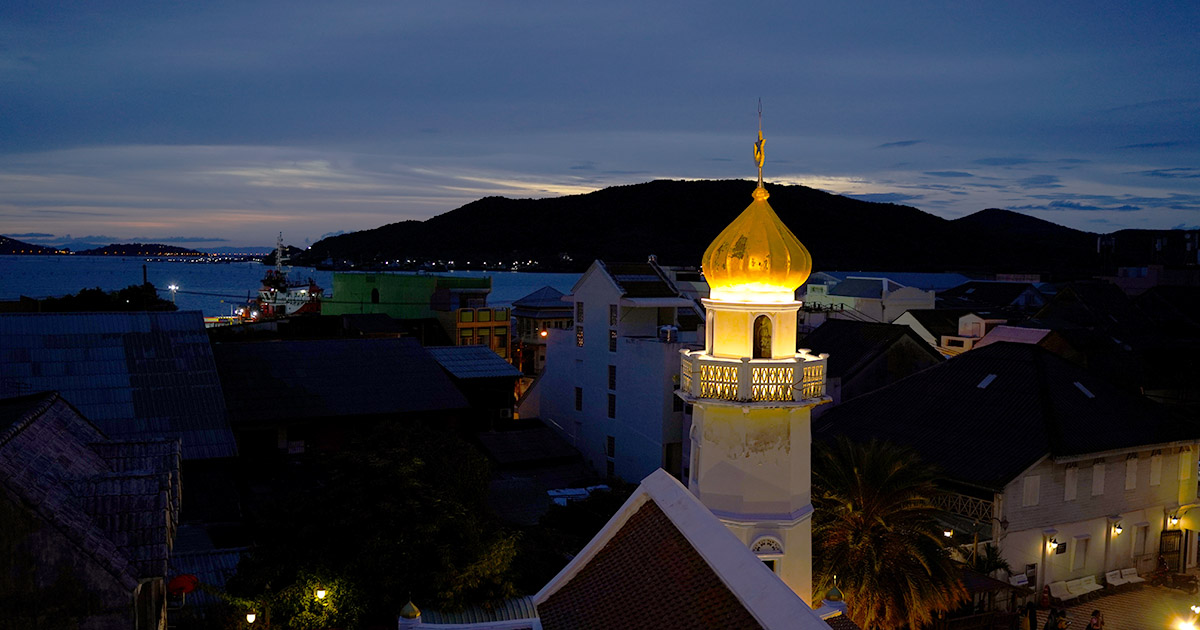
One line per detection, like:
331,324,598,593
213,337,469,424
0,391,180,589
824,614,863,630
802,319,942,380
538,500,763,630
169,547,249,614
426,345,523,380
0,311,236,459
814,343,1200,490
600,261,683,298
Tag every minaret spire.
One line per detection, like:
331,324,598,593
754,99,766,188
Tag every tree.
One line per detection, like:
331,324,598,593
812,436,967,630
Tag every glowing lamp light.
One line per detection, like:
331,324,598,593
246,613,257,624
943,529,953,538
168,284,179,291
1048,538,1059,551
316,588,327,600
1114,523,1123,535
1191,605,1200,615
1172,515,1182,527
539,329,548,337
1177,618,1198,630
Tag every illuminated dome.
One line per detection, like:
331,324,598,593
702,175,812,302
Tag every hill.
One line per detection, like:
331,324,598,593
76,243,206,256
1,235,63,255
296,179,1105,278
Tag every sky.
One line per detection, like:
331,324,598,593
2,0,1198,249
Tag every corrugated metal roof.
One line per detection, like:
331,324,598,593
426,345,522,380
420,596,538,624
0,312,236,459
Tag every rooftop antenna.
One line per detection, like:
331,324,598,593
754,98,765,188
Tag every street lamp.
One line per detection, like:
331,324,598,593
168,284,179,303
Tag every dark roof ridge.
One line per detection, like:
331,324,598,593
0,391,60,446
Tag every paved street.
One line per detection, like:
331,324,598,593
1036,584,1200,630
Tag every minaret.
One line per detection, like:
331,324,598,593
677,121,828,603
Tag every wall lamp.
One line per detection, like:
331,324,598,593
1048,538,1059,551
1171,515,1181,527
1113,522,1124,535
943,528,953,538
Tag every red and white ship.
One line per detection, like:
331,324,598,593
244,234,324,319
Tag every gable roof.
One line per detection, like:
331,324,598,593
814,343,1200,491
817,272,972,292
535,469,829,630
975,325,1052,348
426,345,522,380
802,319,942,380
0,392,180,590
0,311,236,459
213,337,469,424
512,286,570,319
938,282,1040,309
896,309,976,342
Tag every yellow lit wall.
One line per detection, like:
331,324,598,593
705,301,800,359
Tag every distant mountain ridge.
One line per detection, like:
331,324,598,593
297,179,1109,277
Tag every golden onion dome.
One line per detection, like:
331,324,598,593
702,182,812,303
825,584,844,602
400,601,421,619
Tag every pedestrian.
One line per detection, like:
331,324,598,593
1026,602,1039,630
1088,610,1104,630
1044,608,1059,630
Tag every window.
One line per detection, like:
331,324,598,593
606,435,615,458
574,387,582,411
753,315,772,359
608,365,616,390
1092,461,1105,496
479,310,491,322
459,329,474,345
370,288,380,304
947,339,965,348
460,310,474,322
607,393,616,419
673,395,683,412
1180,448,1193,481
1126,456,1138,491
576,326,584,347
609,304,618,326
477,328,490,347
1064,465,1078,502
609,329,617,353
1073,537,1089,571
1023,475,1040,507
576,302,584,323
1151,453,1163,486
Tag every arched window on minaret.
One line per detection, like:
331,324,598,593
753,315,772,359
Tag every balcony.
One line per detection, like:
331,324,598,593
679,349,827,403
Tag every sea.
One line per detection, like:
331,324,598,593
0,255,580,317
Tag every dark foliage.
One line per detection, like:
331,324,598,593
226,422,519,628
34,283,178,312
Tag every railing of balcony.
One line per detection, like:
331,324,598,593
678,350,827,403
933,492,994,522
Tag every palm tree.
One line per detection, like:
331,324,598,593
812,436,967,630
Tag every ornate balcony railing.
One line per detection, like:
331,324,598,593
678,349,827,403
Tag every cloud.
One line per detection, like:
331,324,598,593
1011,200,1142,212
1173,223,1200,230
6,232,55,238
876,140,923,149
845,192,924,204
1117,141,1186,149
1128,168,1200,179
1016,174,1062,189
923,171,974,178
973,157,1042,166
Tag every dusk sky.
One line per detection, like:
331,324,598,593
3,1,1198,249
